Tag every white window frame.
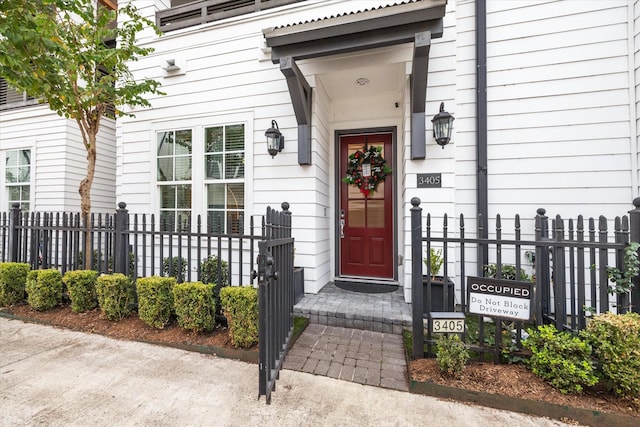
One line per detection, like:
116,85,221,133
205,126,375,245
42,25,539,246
2,146,35,212
151,112,254,233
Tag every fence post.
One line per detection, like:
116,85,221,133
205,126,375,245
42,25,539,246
410,197,424,359
8,203,21,262
629,197,640,313
113,202,129,275
534,208,549,325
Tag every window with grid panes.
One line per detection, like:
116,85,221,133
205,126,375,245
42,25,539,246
5,149,31,211
205,124,245,233
157,129,192,231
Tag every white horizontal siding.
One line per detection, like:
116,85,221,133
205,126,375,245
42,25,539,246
0,107,116,213
454,0,634,223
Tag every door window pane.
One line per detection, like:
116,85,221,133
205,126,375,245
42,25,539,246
367,200,385,228
348,200,365,227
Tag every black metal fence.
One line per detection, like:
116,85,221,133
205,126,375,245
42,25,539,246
0,202,267,286
411,197,640,361
257,203,295,404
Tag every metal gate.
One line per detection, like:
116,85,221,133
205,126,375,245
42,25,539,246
257,203,295,404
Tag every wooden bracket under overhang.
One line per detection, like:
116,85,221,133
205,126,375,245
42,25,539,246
411,31,431,160
280,56,312,165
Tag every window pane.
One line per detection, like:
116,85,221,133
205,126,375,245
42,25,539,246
176,210,191,231
225,124,244,151
176,185,191,209
157,131,174,156
348,200,365,227
160,211,175,232
6,151,18,167
160,186,176,208
225,153,244,179
8,186,20,200
205,127,223,152
157,158,173,181
19,150,30,166
227,183,244,210
205,154,223,179
20,185,30,199
208,211,225,232
367,200,385,228
18,166,29,182
6,168,17,183
207,183,225,208
175,157,191,180
227,211,242,234
175,130,192,155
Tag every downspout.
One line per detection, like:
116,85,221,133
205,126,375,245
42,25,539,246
476,0,488,272
628,2,638,199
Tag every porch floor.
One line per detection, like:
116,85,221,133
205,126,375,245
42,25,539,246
293,282,412,335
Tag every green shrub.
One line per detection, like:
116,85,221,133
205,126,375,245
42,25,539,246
220,285,258,349
436,335,469,378
163,256,187,282
0,262,30,306
63,270,99,313
200,256,229,313
483,263,531,281
424,248,444,279
96,273,134,321
582,312,640,397
136,276,175,329
523,324,597,394
173,281,215,333
26,269,63,311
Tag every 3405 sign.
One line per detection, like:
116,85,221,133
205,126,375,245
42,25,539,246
429,312,465,334
417,173,442,188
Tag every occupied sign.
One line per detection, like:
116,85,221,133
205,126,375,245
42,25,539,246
466,276,532,321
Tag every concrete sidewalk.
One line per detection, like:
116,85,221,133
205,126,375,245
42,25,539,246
0,317,575,427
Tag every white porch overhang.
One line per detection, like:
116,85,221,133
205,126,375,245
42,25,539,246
262,0,447,162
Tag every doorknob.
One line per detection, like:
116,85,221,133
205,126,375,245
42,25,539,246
340,209,345,239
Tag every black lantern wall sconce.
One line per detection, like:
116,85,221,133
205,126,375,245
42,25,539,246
265,120,285,157
431,102,455,148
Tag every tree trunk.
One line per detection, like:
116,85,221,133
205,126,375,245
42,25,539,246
80,132,97,270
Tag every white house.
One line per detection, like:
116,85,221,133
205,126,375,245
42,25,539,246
4,0,640,304
0,83,117,214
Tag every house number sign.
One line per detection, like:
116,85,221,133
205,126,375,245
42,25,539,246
429,312,465,334
417,173,442,188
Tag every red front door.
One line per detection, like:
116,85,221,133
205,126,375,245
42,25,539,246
339,133,393,279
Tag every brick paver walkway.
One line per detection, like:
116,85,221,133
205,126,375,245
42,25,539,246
284,323,408,391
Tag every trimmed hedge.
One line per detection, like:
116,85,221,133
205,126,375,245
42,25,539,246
200,256,229,314
63,270,99,313
96,273,134,321
26,269,63,311
582,312,640,397
220,285,258,349
0,262,30,306
173,281,215,333
136,276,175,329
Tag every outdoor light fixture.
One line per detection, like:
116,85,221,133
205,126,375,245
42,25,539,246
265,120,284,157
431,102,455,148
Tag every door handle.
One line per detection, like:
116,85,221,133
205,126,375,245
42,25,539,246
340,218,345,238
